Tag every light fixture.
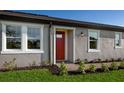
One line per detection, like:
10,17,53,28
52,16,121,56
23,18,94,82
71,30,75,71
80,32,84,37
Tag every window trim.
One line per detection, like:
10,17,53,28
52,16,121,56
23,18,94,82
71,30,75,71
1,21,44,54
114,32,122,48
88,29,100,52
27,26,41,50
5,24,22,50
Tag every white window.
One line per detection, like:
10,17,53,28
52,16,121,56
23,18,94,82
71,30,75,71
1,21,44,54
115,32,122,48
88,29,100,52
27,27,41,49
6,25,22,49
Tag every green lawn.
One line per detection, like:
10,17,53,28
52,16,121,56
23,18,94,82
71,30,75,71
0,69,124,82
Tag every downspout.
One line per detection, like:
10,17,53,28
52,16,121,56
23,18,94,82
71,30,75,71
49,22,53,65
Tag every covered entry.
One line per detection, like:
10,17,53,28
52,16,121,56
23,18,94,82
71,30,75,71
50,26,75,64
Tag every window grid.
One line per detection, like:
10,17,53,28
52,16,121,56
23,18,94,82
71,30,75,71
88,29,100,52
89,31,99,50
6,25,22,49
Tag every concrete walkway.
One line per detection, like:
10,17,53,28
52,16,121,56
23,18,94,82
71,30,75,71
57,62,121,71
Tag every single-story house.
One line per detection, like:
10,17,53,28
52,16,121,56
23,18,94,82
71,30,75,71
0,10,124,68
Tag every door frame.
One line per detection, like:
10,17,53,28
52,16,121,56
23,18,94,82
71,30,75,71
53,26,76,64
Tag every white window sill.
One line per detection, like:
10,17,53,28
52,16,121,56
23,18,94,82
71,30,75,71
88,49,101,52
1,50,44,54
115,46,122,49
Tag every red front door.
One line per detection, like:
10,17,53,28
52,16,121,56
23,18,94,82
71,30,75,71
56,31,65,60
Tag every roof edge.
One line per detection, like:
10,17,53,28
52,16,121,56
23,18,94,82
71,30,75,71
0,10,124,31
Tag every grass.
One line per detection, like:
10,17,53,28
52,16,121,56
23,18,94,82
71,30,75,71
0,69,124,82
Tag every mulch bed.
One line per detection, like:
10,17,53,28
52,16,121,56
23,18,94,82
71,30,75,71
68,67,124,75
0,63,124,75
75,61,122,64
0,65,60,75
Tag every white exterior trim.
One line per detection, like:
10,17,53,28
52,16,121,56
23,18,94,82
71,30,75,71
1,51,44,54
65,30,68,60
2,23,6,52
50,27,53,64
0,20,44,54
114,32,122,48
88,29,101,52
53,27,56,64
73,28,76,63
54,25,75,30
22,25,27,52
53,26,76,64
88,49,101,52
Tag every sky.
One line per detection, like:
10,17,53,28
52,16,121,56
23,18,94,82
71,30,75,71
16,10,124,26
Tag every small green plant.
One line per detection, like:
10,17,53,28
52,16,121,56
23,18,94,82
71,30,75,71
32,61,36,66
89,64,96,73
120,61,124,69
45,60,50,65
3,58,17,70
98,58,102,62
40,60,50,66
101,63,109,72
110,62,118,70
60,62,68,76
84,59,88,63
111,58,115,62
29,61,36,67
117,58,122,61
105,59,109,62
78,60,85,74
76,58,81,63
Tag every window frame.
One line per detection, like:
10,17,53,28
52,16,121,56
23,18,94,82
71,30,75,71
1,21,44,54
88,29,100,52
6,25,22,50
115,32,122,48
26,25,43,52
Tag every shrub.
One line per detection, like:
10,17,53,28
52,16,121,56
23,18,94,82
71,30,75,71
84,59,88,63
105,59,109,62
29,61,36,67
3,58,17,70
117,58,122,62
122,58,124,61
111,58,115,62
90,60,95,63
75,58,81,63
44,60,50,65
120,61,124,69
101,64,109,72
78,60,85,74
97,58,102,62
49,65,60,75
59,62,68,76
93,59,97,63
89,64,96,73
110,62,118,70
40,60,50,66
32,61,36,66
